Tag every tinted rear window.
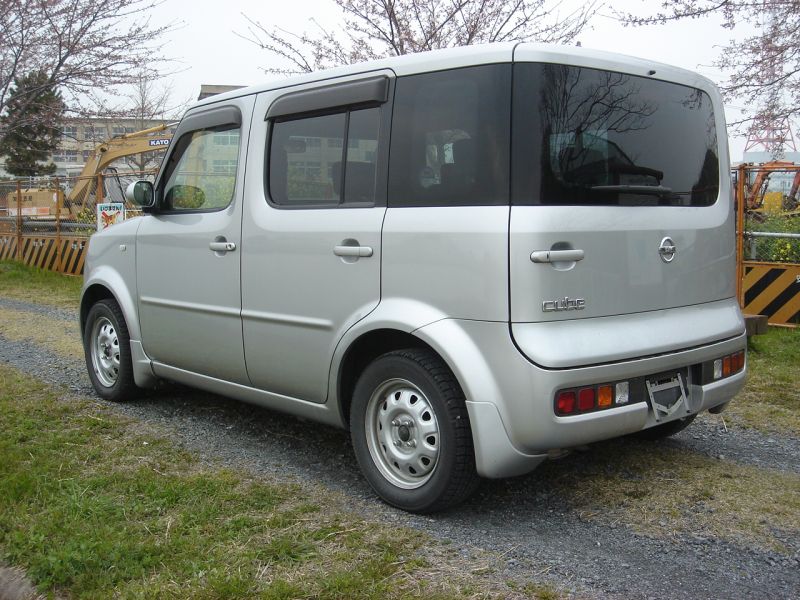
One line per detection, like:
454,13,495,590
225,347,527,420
512,63,719,206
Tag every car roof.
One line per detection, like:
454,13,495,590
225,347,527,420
192,42,716,110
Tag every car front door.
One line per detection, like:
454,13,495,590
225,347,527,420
136,98,254,384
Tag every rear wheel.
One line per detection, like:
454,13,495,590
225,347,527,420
633,415,696,440
350,349,479,513
84,298,137,402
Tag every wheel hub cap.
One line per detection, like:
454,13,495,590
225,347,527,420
90,317,120,388
398,425,411,441
365,378,440,489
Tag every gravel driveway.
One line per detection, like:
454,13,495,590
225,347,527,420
1,297,798,599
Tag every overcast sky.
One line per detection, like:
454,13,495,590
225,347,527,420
147,0,757,159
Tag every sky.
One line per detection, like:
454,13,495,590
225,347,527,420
145,0,759,160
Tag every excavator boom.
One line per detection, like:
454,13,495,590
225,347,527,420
745,161,797,210
67,123,175,206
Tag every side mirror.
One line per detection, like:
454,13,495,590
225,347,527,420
125,180,155,209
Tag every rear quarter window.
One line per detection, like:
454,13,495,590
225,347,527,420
388,64,511,207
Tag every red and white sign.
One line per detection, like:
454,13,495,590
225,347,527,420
97,203,125,231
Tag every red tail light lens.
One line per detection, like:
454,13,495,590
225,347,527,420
556,391,576,415
734,351,745,372
577,388,595,411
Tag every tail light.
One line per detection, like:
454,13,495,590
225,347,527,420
597,385,613,408
556,391,576,415
555,382,629,416
714,350,745,380
577,388,595,411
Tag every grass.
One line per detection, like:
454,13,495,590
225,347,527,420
0,365,531,599
0,305,81,359
0,260,82,309
725,327,800,434
529,436,800,552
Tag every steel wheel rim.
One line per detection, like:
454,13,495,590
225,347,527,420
90,316,120,388
364,378,440,490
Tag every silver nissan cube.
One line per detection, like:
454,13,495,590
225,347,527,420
81,43,747,512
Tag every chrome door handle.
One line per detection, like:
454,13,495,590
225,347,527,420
530,249,584,263
209,241,236,252
334,245,373,258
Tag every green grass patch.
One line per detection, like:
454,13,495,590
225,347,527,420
0,305,81,358
725,327,800,434
0,260,82,309
0,366,513,599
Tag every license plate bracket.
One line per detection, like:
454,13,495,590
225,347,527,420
645,371,690,422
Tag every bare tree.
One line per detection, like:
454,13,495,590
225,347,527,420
618,1,800,138
240,0,596,75
120,71,178,172
0,0,172,132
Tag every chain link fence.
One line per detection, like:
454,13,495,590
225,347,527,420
741,167,800,263
1,170,156,237
0,170,157,273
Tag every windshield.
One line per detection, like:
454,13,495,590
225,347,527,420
512,63,720,206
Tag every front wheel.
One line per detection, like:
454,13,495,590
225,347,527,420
350,349,479,513
83,298,137,402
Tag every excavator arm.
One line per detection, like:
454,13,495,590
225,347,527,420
745,160,797,210
66,123,174,208
789,170,800,202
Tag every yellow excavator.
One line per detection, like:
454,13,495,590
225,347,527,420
745,160,800,217
2,123,173,226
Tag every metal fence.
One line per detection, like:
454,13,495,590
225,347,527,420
0,170,155,275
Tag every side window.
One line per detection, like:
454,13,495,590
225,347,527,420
161,124,241,211
268,107,380,207
270,113,345,207
388,65,511,207
344,108,379,203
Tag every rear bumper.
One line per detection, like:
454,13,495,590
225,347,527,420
416,316,747,479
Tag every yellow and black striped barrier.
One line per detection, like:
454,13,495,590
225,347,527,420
742,262,800,327
0,234,88,276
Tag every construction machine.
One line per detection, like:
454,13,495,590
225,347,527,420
2,123,173,227
744,160,800,215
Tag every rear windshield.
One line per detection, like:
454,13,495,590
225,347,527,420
512,63,719,207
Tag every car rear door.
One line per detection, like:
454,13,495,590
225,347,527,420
509,53,737,367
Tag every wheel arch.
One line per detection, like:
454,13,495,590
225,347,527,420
81,274,156,389
80,266,141,341
336,328,439,427
80,284,117,333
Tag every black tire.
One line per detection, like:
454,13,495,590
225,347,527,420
350,348,479,513
83,298,137,402
632,415,696,440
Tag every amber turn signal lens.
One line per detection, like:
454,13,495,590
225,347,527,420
597,385,613,408
722,356,731,377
